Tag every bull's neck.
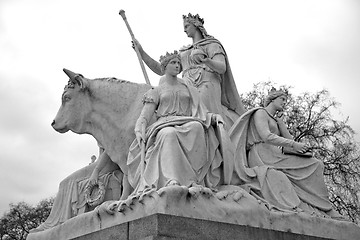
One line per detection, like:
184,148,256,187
85,104,127,149
79,79,143,169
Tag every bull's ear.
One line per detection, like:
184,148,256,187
63,68,85,89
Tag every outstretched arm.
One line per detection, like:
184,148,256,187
133,39,163,76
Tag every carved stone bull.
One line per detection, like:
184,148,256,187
38,69,152,230
53,68,152,193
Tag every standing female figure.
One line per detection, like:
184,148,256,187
133,13,245,128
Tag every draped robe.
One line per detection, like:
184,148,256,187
229,108,333,214
127,82,233,194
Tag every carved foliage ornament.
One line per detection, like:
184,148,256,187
85,181,106,207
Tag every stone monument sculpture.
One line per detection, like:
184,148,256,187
27,11,360,240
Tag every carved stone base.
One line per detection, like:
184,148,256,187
72,213,335,240
27,185,360,240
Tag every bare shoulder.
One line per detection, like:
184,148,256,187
253,109,268,119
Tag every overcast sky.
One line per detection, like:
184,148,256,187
0,0,359,215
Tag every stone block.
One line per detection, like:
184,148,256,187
72,214,332,240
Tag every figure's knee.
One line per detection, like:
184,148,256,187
158,126,177,137
186,121,204,134
191,121,203,129
60,164,94,187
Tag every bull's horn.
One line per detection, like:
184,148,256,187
63,68,86,89
63,68,79,81
63,68,85,85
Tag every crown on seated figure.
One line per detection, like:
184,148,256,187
264,87,288,107
183,13,204,25
268,87,288,95
159,50,181,66
268,87,278,94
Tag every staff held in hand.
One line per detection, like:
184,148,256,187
119,9,151,86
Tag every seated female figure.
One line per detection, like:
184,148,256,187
229,90,343,219
127,51,232,195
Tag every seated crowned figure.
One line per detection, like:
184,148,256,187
127,51,234,195
229,89,343,219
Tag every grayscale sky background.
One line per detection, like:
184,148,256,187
0,0,359,215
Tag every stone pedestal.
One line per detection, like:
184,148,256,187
72,213,332,240
27,186,360,240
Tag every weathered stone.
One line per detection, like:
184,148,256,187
70,214,337,240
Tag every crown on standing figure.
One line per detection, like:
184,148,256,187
183,13,204,25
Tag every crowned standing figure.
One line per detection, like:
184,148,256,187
126,51,234,196
132,13,245,129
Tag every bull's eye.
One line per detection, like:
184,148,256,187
63,96,71,102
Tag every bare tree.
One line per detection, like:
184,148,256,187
0,198,53,240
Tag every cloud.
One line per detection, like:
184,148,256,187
289,2,360,137
0,73,98,213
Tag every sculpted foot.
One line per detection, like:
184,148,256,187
201,187,213,197
232,191,244,202
215,190,230,200
188,183,213,199
188,185,201,198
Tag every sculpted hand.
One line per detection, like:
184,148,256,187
191,49,208,64
131,39,143,53
193,54,207,64
275,111,284,121
134,117,147,146
293,142,309,154
135,130,145,146
212,114,225,126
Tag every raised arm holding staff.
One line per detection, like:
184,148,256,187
119,9,151,86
